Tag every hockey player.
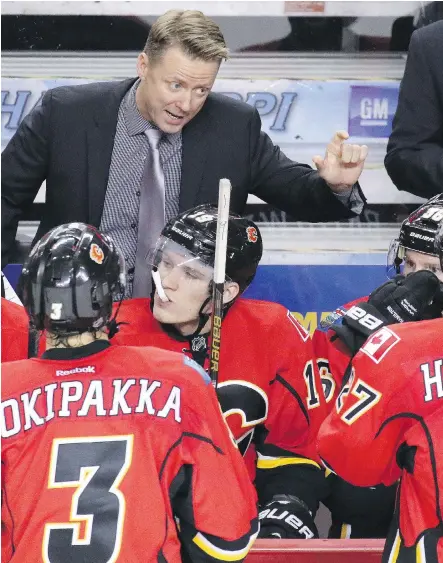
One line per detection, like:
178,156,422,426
1,271,23,304
315,194,443,394
1,297,28,362
313,194,443,539
111,204,329,540
1,272,28,362
391,405,443,562
1,222,259,563
318,226,443,562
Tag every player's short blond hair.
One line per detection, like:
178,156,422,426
144,10,229,64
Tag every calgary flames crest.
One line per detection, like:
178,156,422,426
246,226,258,243
89,243,104,264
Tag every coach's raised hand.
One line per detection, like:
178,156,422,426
312,130,369,193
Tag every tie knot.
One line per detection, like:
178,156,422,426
145,128,163,149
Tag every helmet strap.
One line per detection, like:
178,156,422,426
107,289,128,339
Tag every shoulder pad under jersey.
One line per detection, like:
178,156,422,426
183,355,211,385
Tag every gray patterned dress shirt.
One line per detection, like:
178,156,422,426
100,80,182,297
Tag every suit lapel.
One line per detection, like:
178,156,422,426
180,105,211,212
87,78,137,226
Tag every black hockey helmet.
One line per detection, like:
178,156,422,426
155,204,263,294
387,194,443,276
19,223,126,334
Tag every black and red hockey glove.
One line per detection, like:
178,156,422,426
258,495,319,539
331,270,441,357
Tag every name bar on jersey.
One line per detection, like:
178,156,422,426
1,378,182,438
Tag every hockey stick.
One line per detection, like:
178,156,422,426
209,178,232,387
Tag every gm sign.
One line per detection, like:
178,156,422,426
348,85,399,138
360,97,388,124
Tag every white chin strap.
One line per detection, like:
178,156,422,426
152,269,170,302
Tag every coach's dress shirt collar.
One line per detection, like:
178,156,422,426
124,79,181,147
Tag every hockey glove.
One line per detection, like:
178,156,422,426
331,270,441,356
258,494,319,539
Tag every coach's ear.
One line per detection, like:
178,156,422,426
137,52,152,80
223,281,240,305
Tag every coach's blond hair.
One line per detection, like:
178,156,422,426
144,10,229,63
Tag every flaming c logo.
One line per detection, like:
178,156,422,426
246,226,258,243
89,243,104,264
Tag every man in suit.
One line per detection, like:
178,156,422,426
385,20,443,199
2,9,369,297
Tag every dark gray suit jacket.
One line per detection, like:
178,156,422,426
385,20,443,198
2,78,364,266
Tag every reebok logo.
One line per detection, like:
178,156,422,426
56,366,96,377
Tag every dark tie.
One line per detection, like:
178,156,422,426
132,129,165,297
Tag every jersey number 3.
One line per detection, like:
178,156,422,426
43,435,133,563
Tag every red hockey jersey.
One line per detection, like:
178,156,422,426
318,318,443,488
111,298,328,512
384,406,443,560
1,342,258,562
1,297,28,362
113,298,326,462
312,295,368,409
313,295,400,540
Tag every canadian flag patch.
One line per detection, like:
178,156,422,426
361,326,400,364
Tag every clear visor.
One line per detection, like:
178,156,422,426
387,238,443,280
147,237,227,285
386,238,405,279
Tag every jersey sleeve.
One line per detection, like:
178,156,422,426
396,406,443,548
255,310,329,514
1,298,29,362
312,296,370,404
170,357,259,562
1,326,28,362
2,476,14,562
317,327,415,488
312,323,351,403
